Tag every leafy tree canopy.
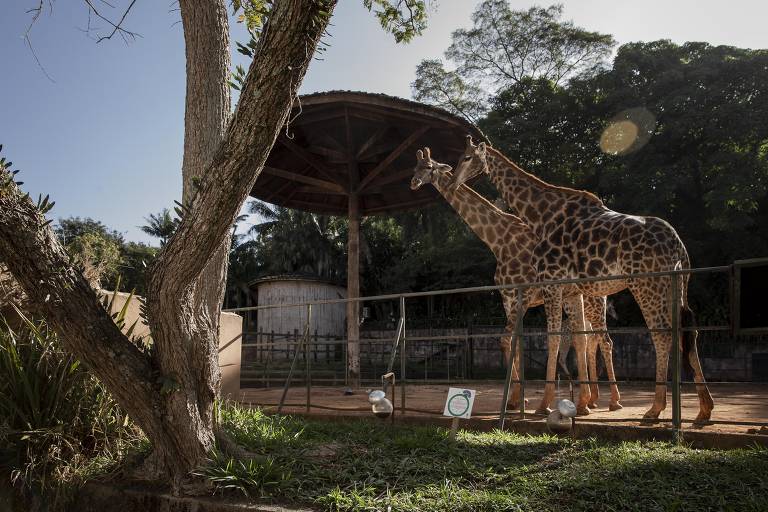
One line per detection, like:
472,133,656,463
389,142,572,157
413,1,615,121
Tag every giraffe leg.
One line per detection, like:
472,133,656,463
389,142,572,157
600,333,623,411
681,307,714,423
630,278,672,420
564,295,592,416
586,330,600,408
501,325,523,408
536,289,565,415
585,296,622,411
500,292,525,409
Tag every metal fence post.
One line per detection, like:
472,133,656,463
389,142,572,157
670,274,682,438
306,304,312,414
278,305,311,414
400,296,407,415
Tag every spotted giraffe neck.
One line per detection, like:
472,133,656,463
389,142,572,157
431,171,527,257
484,148,604,230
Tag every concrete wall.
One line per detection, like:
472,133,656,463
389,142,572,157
101,290,243,400
361,326,768,382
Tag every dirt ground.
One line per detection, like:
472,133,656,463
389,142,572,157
239,381,768,436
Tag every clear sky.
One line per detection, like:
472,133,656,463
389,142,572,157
2,1,768,244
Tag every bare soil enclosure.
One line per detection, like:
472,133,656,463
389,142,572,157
240,381,768,438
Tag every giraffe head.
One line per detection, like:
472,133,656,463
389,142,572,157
411,147,452,190
451,135,489,190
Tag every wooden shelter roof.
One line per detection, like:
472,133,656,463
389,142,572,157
249,91,485,216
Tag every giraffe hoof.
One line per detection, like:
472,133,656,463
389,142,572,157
587,402,599,409
641,409,661,423
576,406,590,416
693,412,712,426
609,402,623,412
534,407,552,416
508,398,529,409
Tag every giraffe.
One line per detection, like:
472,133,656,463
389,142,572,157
411,148,622,414
450,136,714,422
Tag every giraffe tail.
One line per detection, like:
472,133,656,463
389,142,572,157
674,256,696,375
680,305,697,376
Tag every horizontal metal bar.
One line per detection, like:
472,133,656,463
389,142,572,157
223,265,731,313
243,324,733,347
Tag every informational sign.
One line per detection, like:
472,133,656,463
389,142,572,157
443,388,476,419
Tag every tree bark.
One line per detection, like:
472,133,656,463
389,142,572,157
0,0,337,488
145,0,337,483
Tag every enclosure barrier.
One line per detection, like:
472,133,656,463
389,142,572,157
225,261,768,436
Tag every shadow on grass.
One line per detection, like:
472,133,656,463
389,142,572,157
217,407,768,512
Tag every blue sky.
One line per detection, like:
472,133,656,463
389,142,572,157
2,1,768,244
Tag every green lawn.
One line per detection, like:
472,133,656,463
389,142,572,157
206,405,768,512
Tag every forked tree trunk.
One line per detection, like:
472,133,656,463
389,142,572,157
0,0,337,488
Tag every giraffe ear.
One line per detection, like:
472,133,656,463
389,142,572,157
465,135,474,149
416,149,424,162
424,147,432,159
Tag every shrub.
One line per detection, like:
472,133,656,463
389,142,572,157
0,310,143,509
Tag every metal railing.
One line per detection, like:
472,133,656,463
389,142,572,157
225,264,768,435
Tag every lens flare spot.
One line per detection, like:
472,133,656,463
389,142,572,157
600,120,639,155
599,107,656,156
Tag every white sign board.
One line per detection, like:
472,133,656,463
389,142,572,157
443,388,476,419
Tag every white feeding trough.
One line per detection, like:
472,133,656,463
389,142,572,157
546,399,577,434
368,390,393,419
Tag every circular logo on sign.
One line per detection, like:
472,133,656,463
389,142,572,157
447,392,470,417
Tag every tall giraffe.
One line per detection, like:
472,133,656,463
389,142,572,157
451,137,714,422
411,148,622,414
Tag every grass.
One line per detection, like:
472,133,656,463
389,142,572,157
212,404,768,511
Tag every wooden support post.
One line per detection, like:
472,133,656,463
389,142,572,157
345,107,361,389
449,417,460,443
347,193,361,388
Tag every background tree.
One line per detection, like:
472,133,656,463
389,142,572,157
55,216,124,246
413,1,615,120
139,209,179,247
64,231,123,289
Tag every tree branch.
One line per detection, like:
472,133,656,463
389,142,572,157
0,160,164,444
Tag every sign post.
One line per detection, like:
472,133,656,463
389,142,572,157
443,388,476,442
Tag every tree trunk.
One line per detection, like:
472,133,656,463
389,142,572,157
0,0,337,488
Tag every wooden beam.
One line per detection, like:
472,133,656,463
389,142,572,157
278,135,344,184
306,145,348,162
358,142,399,161
291,108,346,126
355,126,389,159
263,166,345,194
349,105,447,128
367,166,414,188
318,134,346,152
357,126,429,192
294,185,347,195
